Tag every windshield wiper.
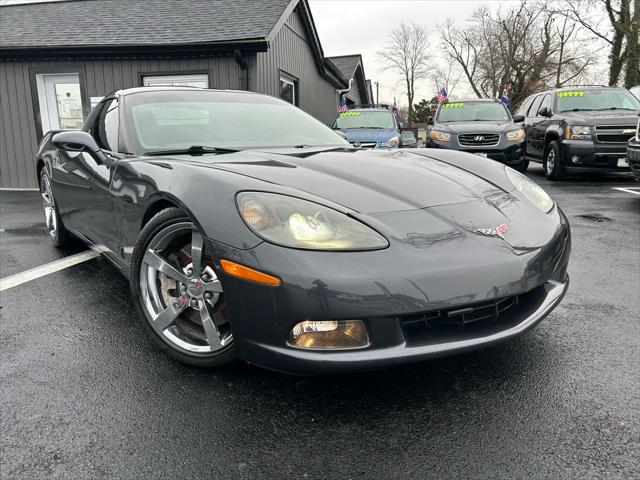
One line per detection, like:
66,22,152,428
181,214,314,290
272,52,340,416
143,145,239,156
590,107,638,111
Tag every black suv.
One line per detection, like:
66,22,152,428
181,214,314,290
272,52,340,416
425,99,527,171
519,86,640,179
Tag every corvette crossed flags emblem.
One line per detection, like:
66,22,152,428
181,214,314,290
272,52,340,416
477,223,508,239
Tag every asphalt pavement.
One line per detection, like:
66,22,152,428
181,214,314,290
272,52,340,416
1,164,639,479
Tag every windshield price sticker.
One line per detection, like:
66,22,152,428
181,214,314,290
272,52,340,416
339,111,361,117
443,103,465,108
557,91,585,97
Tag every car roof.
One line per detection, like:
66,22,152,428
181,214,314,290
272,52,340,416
442,98,502,104
109,86,261,97
530,86,628,96
348,107,392,112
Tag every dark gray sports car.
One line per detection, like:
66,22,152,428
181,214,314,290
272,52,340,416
36,87,570,374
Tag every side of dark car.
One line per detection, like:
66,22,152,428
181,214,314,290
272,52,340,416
519,86,639,180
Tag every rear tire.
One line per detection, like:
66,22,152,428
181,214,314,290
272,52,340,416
130,207,236,368
39,169,70,247
543,141,566,180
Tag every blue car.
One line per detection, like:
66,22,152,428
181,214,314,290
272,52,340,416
331,107,401,149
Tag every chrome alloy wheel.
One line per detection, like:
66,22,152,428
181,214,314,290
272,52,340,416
546,148,556,176
40,173,58,239
139,222,232,354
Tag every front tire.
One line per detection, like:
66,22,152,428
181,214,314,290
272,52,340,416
130,208,236,367
543,141,566,180
39,169,69,247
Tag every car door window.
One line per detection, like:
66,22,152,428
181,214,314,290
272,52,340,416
518,97,533,116
527,95,543,118
538,94,552,115
92,99,119,152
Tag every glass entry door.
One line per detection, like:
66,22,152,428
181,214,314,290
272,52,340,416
35,73,84,133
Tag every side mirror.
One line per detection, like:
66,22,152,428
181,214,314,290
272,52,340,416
427,116,434,125
538,107,551,118
52,130,108,164
512,114,525,123
398,122,405,129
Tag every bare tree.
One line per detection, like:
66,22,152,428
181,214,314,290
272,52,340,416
431,56,462,97
560,0,639,87
439,18,483,97
439,1,594,110
378,23,433,126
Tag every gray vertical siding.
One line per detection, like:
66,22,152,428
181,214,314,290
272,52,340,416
0,56,242,188
254,7,339,125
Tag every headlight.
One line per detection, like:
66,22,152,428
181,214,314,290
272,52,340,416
428,130,451,142
237,192,388,250
505,167,554,213
381,136,399,148
565,125,591,140
505,128,525,141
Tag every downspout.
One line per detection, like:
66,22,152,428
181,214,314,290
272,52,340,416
234,49,249,91
336,78,354,99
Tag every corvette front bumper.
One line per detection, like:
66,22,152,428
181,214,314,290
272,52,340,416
205,213,571,374
241,278,568,374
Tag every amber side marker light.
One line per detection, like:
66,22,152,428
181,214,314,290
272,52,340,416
220,260,281,286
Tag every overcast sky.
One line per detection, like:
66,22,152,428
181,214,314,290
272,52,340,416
310,0,609,106
309,0,524,104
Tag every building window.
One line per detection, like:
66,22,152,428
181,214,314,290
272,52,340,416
142,74,209,88
35,73,84,133
279,73,297,105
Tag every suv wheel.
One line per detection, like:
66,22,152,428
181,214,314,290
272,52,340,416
544,140,566,180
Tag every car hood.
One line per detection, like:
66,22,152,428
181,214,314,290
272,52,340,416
183,148,514,214
145,148,559,250
561,111,639,125
433,121,516,134
335,128,397,144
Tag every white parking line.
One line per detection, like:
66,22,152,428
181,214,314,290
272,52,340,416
0,250,101,292
612,187,640,195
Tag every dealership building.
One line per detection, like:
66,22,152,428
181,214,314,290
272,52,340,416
0,0,372,189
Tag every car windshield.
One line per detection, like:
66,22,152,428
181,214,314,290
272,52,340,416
556,89,640,112
332,111,395,129
436,102,510,122
126,90,349,153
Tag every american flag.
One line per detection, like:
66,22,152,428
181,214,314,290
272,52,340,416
437,87,448,104
337,96,348,113
501,85,510,106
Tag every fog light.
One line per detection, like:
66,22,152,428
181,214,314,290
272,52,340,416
571,155,580,164
287,320,369,349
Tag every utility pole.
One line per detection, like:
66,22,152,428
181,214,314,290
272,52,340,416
375,82,379,106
